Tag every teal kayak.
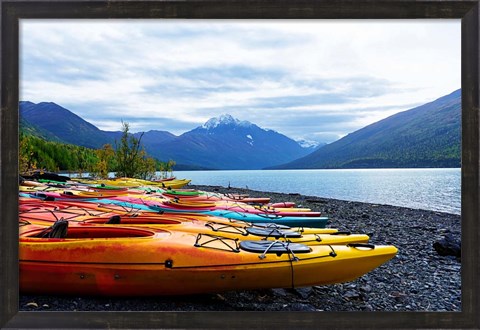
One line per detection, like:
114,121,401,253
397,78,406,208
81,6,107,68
203,209,329,228
94,197,329,228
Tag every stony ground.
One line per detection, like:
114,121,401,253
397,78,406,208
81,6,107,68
20,185,461,312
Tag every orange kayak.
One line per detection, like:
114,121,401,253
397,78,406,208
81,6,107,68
20,223,397,296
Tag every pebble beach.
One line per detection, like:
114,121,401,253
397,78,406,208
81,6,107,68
20,184,461,312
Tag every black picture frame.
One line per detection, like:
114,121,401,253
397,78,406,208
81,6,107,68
1,1,479,329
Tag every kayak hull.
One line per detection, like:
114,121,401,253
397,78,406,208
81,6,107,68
20,227,397,296
205,210,330,228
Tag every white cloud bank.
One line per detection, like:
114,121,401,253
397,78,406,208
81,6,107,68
20,19,460,142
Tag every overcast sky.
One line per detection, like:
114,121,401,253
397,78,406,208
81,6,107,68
20,20,460,143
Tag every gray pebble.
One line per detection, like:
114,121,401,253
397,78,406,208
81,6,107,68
19,184,461,312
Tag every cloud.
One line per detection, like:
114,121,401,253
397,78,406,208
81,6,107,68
20,19,460,143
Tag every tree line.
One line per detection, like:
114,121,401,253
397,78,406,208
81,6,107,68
20,121,176,179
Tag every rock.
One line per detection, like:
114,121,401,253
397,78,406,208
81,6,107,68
343,290,361,300
360,284,372,293
433,234,461,258
271,288,288,297
294,287,312,299
389,291,408,301
215,294,226,301
18,185,462,313
289,303,317,311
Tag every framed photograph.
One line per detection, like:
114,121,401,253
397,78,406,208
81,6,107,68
2,1,479,329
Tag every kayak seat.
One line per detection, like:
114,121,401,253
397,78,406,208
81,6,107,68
239,240,311,254
39,220,69,238
245,227,302,238
251,223,291,230
106,215,121,224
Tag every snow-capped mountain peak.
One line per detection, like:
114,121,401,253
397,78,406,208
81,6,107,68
202,114,252,130
296,139,322,149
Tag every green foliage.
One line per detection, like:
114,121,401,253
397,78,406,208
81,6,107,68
90,144,116,179
113,121,161,179
158,159,176,178
20,121,175,178
19,133,99,174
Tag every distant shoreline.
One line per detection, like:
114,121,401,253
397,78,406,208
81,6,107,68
171,166,463,171
20,184,461,312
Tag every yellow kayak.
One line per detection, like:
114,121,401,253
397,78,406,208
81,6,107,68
111,177,192,189
20,223,397,296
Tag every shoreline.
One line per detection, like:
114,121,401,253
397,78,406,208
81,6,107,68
20,185,461,312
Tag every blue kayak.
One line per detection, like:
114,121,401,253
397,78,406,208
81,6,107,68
94,198,159,211
94,199,329,228
204,210,329,228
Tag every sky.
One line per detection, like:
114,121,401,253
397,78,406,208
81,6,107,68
20,20,460,144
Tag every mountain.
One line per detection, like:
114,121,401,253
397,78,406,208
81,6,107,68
270,89,461,169
20,102,63,141
296,139,326,152
19,101,115,149
19,103,312,170
144,114,313,170
22,89,461,171
20,115,63,142
133,130,176,145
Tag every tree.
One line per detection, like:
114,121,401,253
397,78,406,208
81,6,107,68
114,121,144,178
113,121,157,179
137,153,157,180
19,134,37,174
91,144,115,178
166,159,176,178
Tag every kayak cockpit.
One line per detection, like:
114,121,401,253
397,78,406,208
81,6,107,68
21,220,160,240
85,215,182,225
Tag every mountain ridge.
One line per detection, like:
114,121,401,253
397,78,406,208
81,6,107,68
268,89,461,169
143,114,313,169
19,101,116,149
20,89,461,171
19,104,313,170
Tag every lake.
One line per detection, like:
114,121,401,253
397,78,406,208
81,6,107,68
173,168,461,215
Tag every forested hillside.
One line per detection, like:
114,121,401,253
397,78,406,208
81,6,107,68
19,134,101,174
271,90,461,169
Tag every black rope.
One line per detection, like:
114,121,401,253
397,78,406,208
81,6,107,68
327,245,337,257
193,233,240,253
288,245,296,289
19,219,31,226
205,222,248,236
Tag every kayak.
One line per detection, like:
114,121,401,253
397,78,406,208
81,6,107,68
79,215,370,246
18,200,340,236
162,191,271,204
164,199,316,215
203,210,330,228
119,196,322,217
19,222,397,296
20,211,367,247
24,191,110,201
99,198,331,228
101,178,192,189
268,202,296,208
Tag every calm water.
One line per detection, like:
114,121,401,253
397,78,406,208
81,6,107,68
174,168,461,215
